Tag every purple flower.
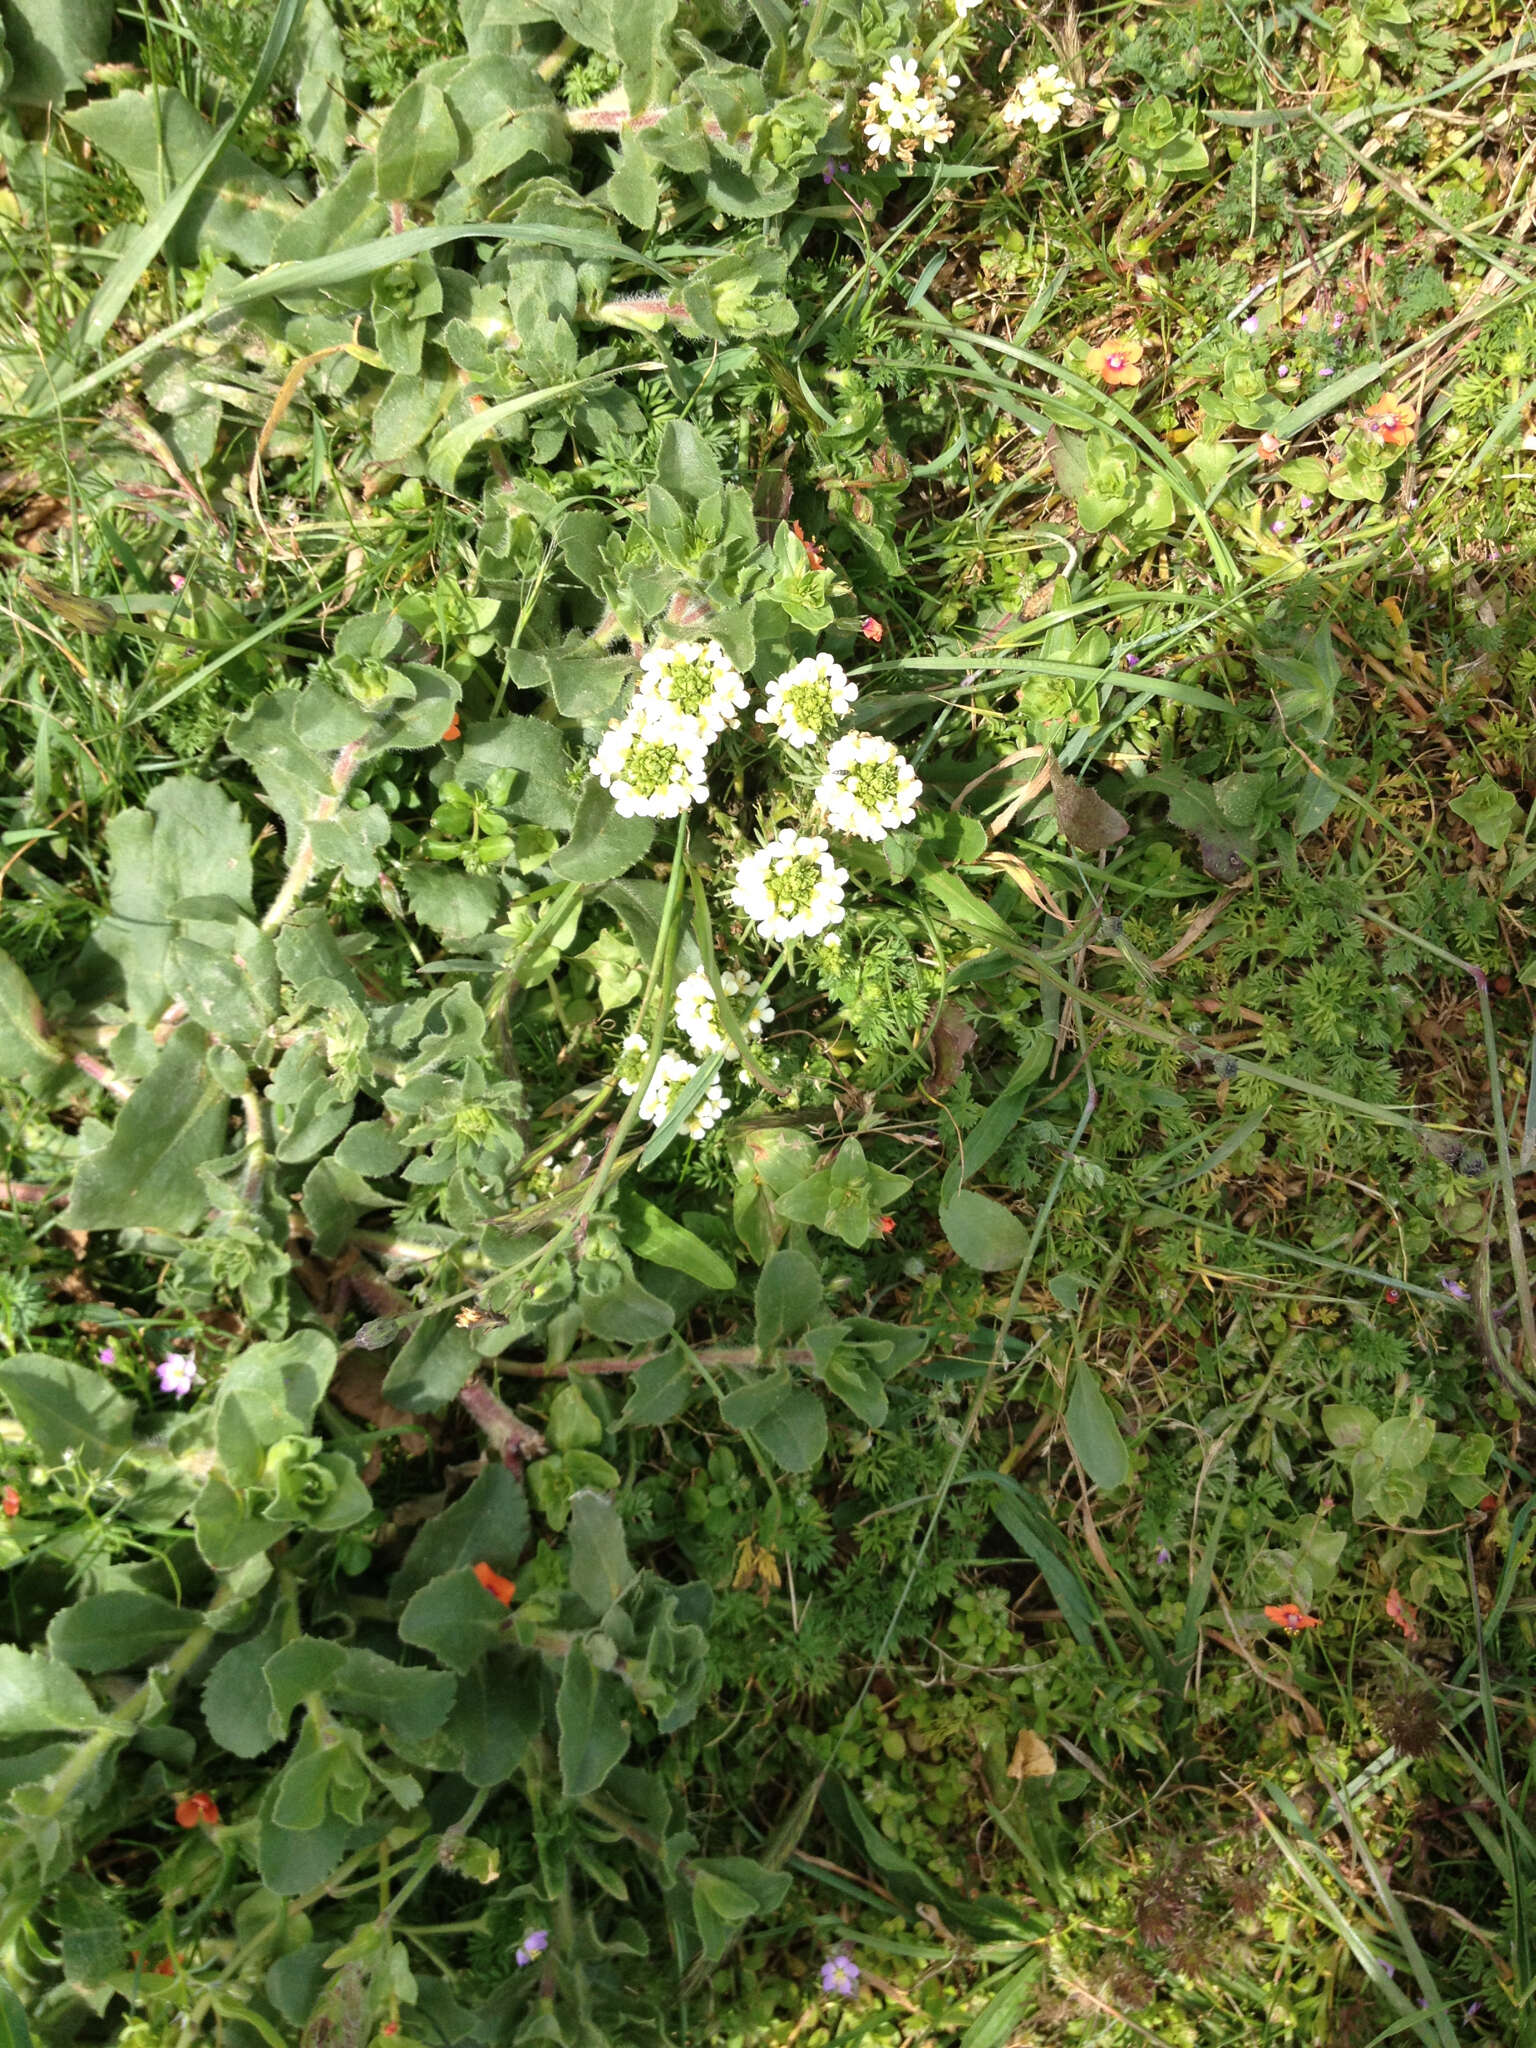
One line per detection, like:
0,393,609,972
1123,652,1140,669
1241,315,1259,334
1156,1545,1171,1564
97,1345,116,1365
822,159,851,183
1375,1958,1396,1978
1332,312,1344,330
821,1954,860,1996
1271,520,1287,535
1277,363,1292,380
155,1352,199,1398
1441,1277,1470,1302
515,1929,549,1968
1318,365,1334,378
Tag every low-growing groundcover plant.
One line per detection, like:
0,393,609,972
2,0,1536,2044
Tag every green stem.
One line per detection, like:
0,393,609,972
571,820,691,1223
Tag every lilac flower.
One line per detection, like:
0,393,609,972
1277,363,1292,380
822,159,852,183
1241,315,1259,334
1441,1277,1470,1302
155,1352,200,1398
515,1929,549,1968
1156,1545,1171,1564
1271,520,1287,535
1319,365,1334,377
97,1345,116,1365
821,1954,860,1996
1332,312,1344,330
1299,496,1314,509
1123,652,1140,669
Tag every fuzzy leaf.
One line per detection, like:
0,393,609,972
64,1025,228,1236
0,947,66,1090
557,1639,630,1796
48,1592,199,1673
0,1646,107,1738
1065,1366,1130,1491
939,1189,1029,1273
374,80,462,202
0,1355,135,1471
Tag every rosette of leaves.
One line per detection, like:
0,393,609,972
1110,93,1210,195
1048,426,1176,545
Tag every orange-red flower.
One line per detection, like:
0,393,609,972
441,710,462,743
1357,396,1416,446
472,1560,516,1606
878,1215,896,1235
1257,431,1282,462
791,520,826,572
1264,1602,1320,1634
174,1792,220,1828
2,1485,19,1517
860,616,884,643
1084,338,1144,388
1384,1587,1419,1642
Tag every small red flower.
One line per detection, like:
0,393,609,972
860,616,884,643
1264,1602,1320,1634
1384,1587,1419,1642
1257,431,1282,461
1478,1492,1499,1515
2,1486,19,1517
441,710,462,743
174,1792,220,1828
1383,1287,1401,1304
878,1215,896,1235
471,1560,516,1606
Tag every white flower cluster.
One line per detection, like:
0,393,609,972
1002,63,1075,133
816,732,922,842
639,1049,730,1140
590,712,709,819
675,968,774,1057
756,652,858,750
614,1032,650,1096
861,53,960,164
635,639,749,740
587,639,746,818
953,0,983,16
601,623,921,1124
730,831,849,944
